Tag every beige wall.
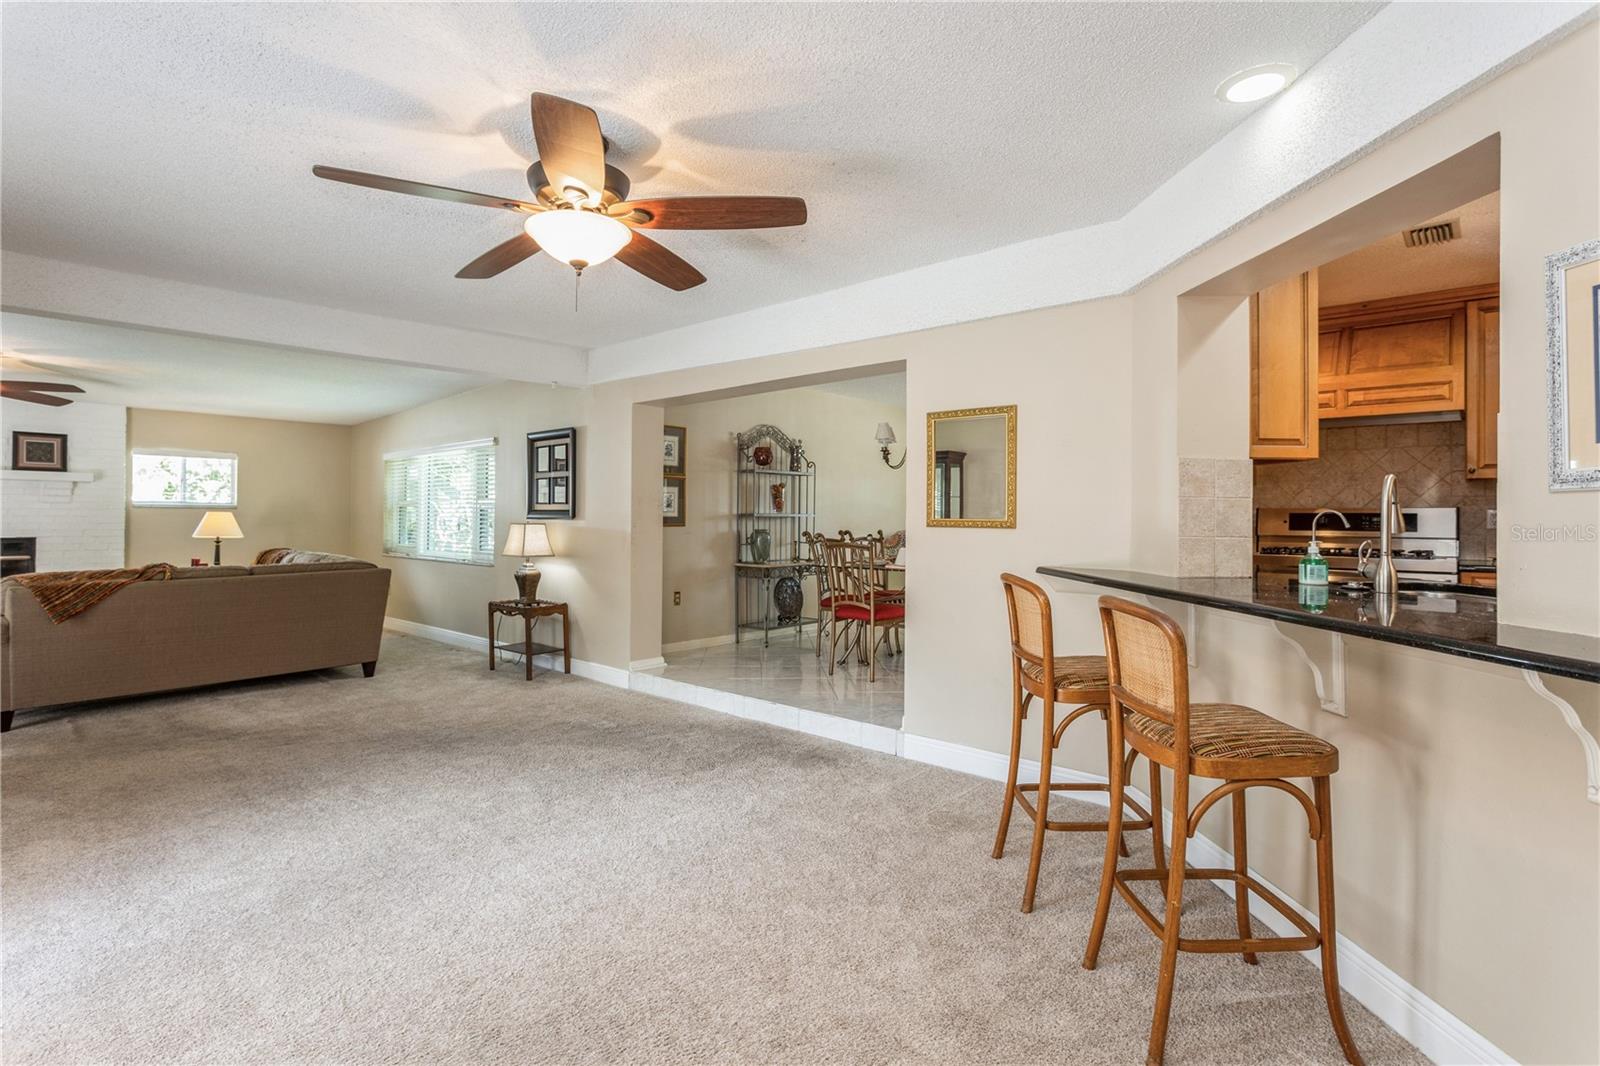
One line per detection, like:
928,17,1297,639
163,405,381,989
661,384,906,647
592,27,1598,1063
345,382,641,665
126,408,351,566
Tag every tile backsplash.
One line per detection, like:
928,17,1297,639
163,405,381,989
1179,457,1253,577
1253,421,1494,561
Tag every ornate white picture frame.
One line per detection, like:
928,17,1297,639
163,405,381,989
1545,239,1600,491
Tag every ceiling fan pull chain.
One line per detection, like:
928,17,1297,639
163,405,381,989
573,270,581,312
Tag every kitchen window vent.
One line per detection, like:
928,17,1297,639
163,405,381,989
1402,219,1460,247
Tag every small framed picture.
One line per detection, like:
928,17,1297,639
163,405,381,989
10,432,68,471
663,425,686,476
527,427,577,519
662,477,685,527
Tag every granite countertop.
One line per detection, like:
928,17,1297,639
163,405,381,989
1036,567,1599,684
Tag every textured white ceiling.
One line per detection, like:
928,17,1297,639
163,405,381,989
0,1,1380,352
0,313,486,424
1318,191,1499,306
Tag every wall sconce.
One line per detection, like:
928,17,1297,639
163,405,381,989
875,422,905,469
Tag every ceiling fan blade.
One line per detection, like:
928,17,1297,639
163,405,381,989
1,382,78,406
614,231,706,291
455,233,542,279
0,380,85,394
312,165,541,213
614,196,807,230
530,94,607,204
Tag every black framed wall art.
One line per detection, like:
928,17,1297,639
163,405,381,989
527,427,577,520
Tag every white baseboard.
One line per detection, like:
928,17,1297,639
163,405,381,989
661,634,737,654
379,615,1507,1066
384,616,631,690
629,656,668,671
384,615,487,652
900,732,1514,1066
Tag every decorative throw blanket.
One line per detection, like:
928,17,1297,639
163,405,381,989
12,563,176,624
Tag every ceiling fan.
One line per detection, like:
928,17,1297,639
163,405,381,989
313,93,807,292
0,380,85,407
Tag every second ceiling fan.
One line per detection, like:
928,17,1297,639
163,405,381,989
314,93,807,292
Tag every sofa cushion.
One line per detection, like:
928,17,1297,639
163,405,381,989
248,561,373,575
172,565,252,580
254,548,366,566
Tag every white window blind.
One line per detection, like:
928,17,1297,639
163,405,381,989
131,450,238,507
383,439,496,565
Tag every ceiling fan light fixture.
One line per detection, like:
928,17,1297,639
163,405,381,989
1216,62,1298,103
524,209,630,270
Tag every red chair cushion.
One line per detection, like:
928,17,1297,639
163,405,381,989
834,603,905,623
819,596,834,608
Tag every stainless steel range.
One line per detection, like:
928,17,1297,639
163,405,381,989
1255,507,1460,584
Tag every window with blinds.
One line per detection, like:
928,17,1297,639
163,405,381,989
383,439,496,565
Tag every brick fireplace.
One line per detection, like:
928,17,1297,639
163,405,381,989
0,401,126,572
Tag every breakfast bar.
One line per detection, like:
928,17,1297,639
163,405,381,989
1037,567,1600,801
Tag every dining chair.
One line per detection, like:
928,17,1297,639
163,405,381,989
821,537,904,682
801,531,834,658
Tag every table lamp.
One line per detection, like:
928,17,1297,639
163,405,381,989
192,511,244,565
503,521,553,602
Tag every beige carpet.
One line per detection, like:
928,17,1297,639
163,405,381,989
1,633,1425,1065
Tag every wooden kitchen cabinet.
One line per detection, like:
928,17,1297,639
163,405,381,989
1250,270,1320,460
1465,296,1500,478
1316,287,1482,419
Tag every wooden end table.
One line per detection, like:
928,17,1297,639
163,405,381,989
488,599,571,680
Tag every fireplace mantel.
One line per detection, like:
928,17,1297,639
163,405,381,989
0,469,96,483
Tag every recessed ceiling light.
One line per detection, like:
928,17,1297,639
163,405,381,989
1216,63,1298,104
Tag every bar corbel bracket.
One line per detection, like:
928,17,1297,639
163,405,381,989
1272,624,1347,716
1522,669,1600,805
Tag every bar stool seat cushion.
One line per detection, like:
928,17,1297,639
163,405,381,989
1020,655,1109,693
1125,702,1337,771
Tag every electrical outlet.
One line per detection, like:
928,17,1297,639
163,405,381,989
1486,509,1496,530
673,591,681,606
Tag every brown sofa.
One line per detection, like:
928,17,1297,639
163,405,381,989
0,550,390,730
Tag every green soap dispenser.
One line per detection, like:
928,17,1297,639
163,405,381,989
1297,538,1329,585
1297,508,1349,587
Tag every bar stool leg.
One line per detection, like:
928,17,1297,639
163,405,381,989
1146,774,1191,1066
1148,759,1167,877
1233,789,1258,965
1082,708,1126,970
1314,775,1364,1065
1020,695,1056,914
993,679,1025,860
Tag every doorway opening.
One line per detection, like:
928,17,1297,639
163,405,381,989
642,367,908,729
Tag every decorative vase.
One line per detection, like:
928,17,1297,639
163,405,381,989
773,576,803,624
752,445,773,468
790,443,804,472
770,482,785,512
747,528,771,563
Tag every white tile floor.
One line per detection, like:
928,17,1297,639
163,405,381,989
643,627,904,730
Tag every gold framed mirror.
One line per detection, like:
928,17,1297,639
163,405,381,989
926,405,1016,528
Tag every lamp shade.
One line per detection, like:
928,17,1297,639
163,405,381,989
192,511,243,539
875,422,897,445
503,521,554,558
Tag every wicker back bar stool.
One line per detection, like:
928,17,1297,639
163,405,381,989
1083,595,1362,1066
996,574,1155,913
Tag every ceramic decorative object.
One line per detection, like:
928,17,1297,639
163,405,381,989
752,445,773,468
790,442,804,472
747,528,772,563
769,482,785,512
773,576,803,624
